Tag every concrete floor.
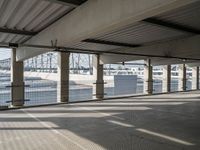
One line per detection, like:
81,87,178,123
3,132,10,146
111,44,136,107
0,91,200,150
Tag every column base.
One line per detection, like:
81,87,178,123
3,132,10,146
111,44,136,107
10,105,23,108
11,82,25,107
94,80,104,100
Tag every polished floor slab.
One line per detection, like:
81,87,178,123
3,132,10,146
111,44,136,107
0,91,200,150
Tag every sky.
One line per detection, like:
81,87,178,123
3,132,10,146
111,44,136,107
0,48,11,60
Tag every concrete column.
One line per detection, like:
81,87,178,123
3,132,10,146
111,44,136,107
11,48,24,107
93,54,104,99
192,66,199,90
144,59,153,94
57,52,70,103
162,65,171,93
178,64,186,91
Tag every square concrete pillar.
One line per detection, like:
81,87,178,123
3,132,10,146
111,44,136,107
11,48,24,107
144,59,153,94
93,54,104,99
57,52,70,103
162,65,171,93
178,64,186,91
192,66,199,90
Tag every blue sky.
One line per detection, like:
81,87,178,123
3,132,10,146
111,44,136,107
0,48,11,60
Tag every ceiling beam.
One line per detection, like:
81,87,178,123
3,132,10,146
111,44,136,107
0,28,37,36
0,40,197,61
100,35,200,64
143,17,200,34
82,39,141,48
17,0,199,60
46,0,87,7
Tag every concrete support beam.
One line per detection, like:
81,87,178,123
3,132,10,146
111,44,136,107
162,65,171,93
144,59,153,94
178,64,187,91
11,48,24,107
100,35,200,65
187,63,200,67
57,52,70,102
16,0,198,60
100,54,144,64
151,58,197,66
93,54,104,99
192,66,199,90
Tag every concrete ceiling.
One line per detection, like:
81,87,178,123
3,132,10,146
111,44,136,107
0,0,199,66
0,0,87,43
70,0,200,52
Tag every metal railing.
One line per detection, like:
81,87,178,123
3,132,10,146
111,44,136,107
24,79,57,106
104,76,144,97
0,85,11,108
0,71,11,109
69,79,95,102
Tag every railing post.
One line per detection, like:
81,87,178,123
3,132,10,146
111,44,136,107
144,59,153,94
93,54,104,99
178,64,186,91
57,52,70,103
163,65,171,93
192,66,199,90
11,48,24,107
